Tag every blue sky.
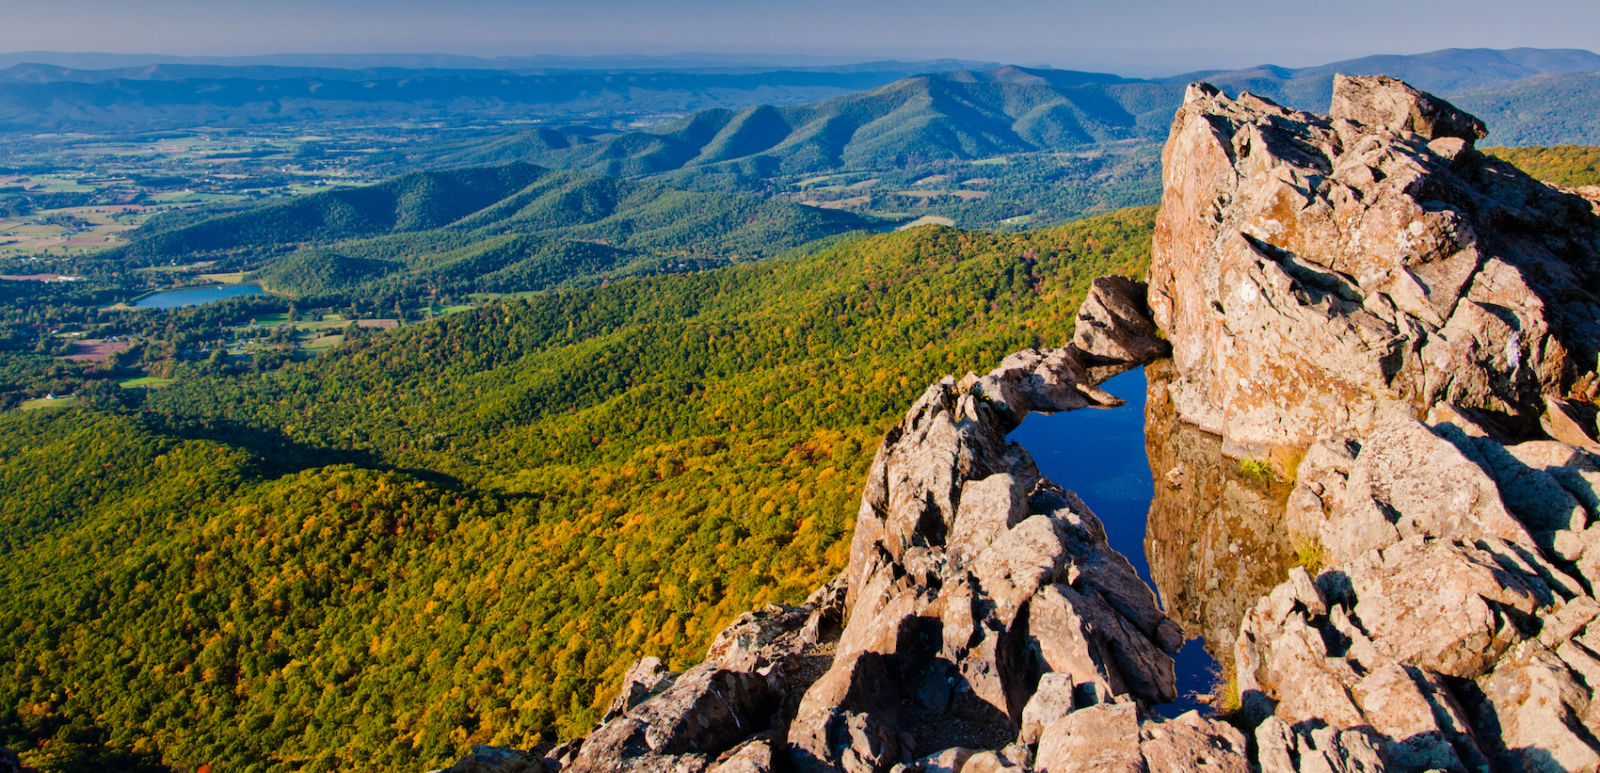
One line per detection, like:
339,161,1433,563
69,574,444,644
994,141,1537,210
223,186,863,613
6,0,1599,75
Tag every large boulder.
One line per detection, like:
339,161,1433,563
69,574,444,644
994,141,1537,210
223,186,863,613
1072,276,1171,364
604,657,676,722
1327,73,1487,143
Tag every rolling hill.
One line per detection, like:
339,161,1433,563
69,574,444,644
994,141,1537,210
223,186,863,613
101,162,870,304
438,67,1170,181
1452,71,1600,147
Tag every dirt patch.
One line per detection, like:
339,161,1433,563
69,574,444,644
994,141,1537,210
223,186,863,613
62,339,131,363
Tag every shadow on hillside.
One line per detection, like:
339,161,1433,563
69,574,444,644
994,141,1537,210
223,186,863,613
139,411,468,491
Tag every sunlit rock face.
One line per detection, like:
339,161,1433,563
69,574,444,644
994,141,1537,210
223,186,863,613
1142,359,1296,661
1149,74,1600,471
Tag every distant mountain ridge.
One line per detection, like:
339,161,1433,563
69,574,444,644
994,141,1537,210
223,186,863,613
0,51,996,72
0,47,1593,142
447,48,1600,184
478,66,1166,183
0,61,998,132
1176,46,1600,113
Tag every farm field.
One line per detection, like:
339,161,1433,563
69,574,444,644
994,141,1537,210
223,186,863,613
116,376,175,389
776,145,1162,229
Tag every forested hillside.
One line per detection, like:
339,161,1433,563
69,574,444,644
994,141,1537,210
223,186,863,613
0,208,1155,772
447,68,1172,181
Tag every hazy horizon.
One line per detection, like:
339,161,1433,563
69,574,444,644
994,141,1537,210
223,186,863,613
7,0,1600,76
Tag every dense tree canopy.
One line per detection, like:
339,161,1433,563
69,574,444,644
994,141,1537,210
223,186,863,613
0,207,1155,772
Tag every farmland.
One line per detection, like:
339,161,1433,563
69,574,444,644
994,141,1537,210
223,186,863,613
0,127,459,261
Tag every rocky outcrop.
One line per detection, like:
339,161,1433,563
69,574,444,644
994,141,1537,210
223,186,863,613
437,745,553,773
1153,75,1600,771
560,589,844,773
785,342,1184,772
441,75,1600,773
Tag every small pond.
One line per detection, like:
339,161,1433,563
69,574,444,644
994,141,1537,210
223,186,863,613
133,283,266,309
1008,366,1218,716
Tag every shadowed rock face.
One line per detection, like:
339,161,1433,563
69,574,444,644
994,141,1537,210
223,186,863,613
438,76,1600,773
1142,359,1297,661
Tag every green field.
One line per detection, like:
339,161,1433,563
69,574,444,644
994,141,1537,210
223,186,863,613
117,376,176,389
18,395,78,410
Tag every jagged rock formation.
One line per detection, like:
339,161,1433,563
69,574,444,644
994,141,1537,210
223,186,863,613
1150,74,1600,467
438,76,1600,773
783,313,1187,772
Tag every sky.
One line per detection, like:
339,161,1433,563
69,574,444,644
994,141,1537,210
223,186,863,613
4,0,1598,75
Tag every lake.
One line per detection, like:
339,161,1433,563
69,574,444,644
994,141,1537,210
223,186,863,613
1008,365,1218,715
134,283,266,309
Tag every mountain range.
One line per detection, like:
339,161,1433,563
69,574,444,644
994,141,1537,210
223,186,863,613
445,47,1600,185
0,47,1594,147
0,51,996,72
0,60,996,132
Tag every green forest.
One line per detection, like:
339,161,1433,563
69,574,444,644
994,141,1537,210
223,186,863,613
0,207,1155,772
1487,144,1600,188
